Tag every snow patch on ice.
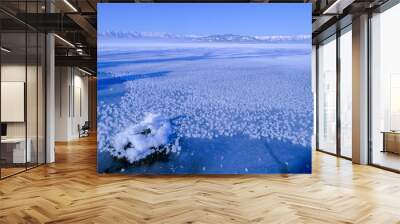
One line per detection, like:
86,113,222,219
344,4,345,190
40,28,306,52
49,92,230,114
106,113,180,163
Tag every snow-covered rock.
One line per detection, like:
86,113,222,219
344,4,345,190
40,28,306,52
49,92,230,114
107,113,180,163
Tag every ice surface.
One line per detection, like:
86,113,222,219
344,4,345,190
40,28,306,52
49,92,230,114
97,41,313,165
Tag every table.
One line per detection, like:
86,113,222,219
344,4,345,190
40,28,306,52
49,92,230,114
381,131,400,154
1,138,31,163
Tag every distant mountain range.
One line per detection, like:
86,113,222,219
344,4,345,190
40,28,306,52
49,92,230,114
98,31,311,43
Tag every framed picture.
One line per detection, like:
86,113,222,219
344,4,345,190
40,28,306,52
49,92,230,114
97,3,312,174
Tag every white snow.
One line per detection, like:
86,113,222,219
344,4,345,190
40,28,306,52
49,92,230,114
107,113,179,163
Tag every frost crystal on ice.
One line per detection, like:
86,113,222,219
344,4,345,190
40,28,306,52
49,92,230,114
97,41,313,163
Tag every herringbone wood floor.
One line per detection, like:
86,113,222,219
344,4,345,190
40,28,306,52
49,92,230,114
1,135,400,224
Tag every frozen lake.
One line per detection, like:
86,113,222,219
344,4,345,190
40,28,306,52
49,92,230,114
97,41,313,174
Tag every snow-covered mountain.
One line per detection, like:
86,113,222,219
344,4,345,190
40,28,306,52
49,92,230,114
98,31,311,43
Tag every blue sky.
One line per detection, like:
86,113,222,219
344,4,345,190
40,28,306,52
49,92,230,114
98,3,311,36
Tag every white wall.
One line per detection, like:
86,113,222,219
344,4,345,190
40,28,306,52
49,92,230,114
1,63,46,163
1,65,26,139
1,65,25,81
55,67,89,141
1,65,41,137
55,66,70,141
1,82,25,122
71,72,89,138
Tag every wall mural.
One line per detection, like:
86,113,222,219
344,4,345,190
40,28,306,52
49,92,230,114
97,3,313,174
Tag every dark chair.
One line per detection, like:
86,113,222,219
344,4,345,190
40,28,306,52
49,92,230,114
79,121,90,138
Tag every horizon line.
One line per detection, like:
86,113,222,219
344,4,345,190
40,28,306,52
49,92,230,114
98,30,311,38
